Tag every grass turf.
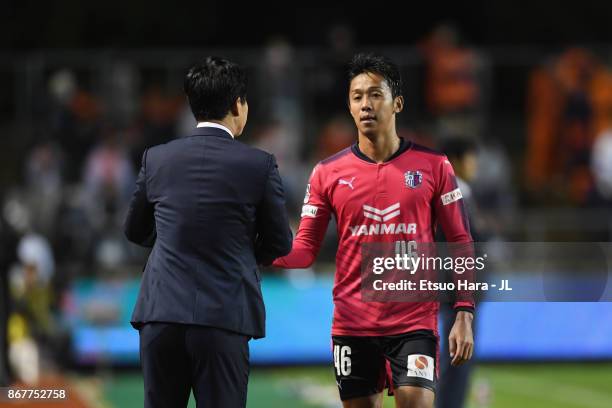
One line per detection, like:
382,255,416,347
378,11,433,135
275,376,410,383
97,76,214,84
98,363,612,408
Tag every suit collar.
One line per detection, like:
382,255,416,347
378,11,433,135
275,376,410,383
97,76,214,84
186,126,234,140
196,121,234,138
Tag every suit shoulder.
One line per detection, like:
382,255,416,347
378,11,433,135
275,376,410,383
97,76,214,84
235,142,272,158
144,138,180,156
137,142,164,166
146,137,273,171
232,143,275,169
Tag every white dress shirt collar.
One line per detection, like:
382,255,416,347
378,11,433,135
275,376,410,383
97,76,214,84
196,122,234,138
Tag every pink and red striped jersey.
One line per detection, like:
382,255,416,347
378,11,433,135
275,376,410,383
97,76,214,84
273,140,474,336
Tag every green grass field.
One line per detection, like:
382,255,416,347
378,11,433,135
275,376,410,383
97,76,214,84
95,363,612,408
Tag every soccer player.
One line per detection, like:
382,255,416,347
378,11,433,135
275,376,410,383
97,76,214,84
273,54,474,408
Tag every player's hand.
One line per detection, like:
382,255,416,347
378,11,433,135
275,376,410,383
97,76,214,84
449,311,474,366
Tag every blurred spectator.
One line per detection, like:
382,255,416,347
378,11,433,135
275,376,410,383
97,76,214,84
16,234,55,286
0,209,19,386
590,128,612,206
130,83,185,164
48,69,102,182
251,37,306,205
525,48,612,205
255,37,303,124
588,128,612,240
102,62,139,126
128,83,183,169
140,85,184,130
252,121,306,215
421,25,480,114
470,141,516,239
437,138,480,408
51,188,97,274
309,23,356,120
82,126,135,232
24,141,64,237
8,233,55,384
442,139,479,212
419,24,487,139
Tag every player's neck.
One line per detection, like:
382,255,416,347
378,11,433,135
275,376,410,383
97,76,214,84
358,132,401,164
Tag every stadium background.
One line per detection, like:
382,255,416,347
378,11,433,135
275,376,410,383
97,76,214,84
1,1,612,407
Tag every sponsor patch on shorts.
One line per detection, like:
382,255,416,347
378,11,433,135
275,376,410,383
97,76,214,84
301,204,318,218
407,354,434,381
441,188,463,205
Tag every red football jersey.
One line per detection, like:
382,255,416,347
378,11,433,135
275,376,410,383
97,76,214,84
273,140,474,336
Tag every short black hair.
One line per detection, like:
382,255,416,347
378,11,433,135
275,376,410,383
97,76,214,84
184,56,247,121
348,53,403,99
441,138,478,160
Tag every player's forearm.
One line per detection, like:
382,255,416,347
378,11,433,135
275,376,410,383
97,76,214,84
272,247,316,269
448,240,476,311
272,210,329,269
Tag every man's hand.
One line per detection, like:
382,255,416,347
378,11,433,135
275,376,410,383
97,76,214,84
448,311,474,366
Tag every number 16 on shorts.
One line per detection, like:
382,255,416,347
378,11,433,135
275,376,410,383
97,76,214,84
334,345,352,376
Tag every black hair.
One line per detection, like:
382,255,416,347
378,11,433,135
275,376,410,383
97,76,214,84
441,138,478,160
347,53,403,99
184,56,247,121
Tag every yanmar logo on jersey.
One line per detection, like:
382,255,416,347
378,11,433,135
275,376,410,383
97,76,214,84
349,203,417,236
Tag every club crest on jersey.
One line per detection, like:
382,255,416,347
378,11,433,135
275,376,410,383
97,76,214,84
404,170,422,189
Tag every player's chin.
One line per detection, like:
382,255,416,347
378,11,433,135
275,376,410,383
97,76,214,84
359,124,378,136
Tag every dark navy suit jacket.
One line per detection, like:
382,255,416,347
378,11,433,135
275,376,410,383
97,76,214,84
124,126,292,339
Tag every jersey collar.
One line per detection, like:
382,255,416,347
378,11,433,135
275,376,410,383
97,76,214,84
351,137,411,163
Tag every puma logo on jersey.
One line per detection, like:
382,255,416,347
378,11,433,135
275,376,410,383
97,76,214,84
338,177,355,190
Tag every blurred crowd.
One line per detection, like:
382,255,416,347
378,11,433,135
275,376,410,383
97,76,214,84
525,47,612,206
1,24,612,385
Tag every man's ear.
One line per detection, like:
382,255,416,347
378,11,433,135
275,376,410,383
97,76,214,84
394,96,404,113
230,97,241,116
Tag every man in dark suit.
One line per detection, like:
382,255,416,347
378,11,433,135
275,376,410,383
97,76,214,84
124,56,293,408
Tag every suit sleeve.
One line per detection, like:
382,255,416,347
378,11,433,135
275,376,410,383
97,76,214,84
272,164,332,269
434,156,475,313
254,155,293,266
124,149,156,247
